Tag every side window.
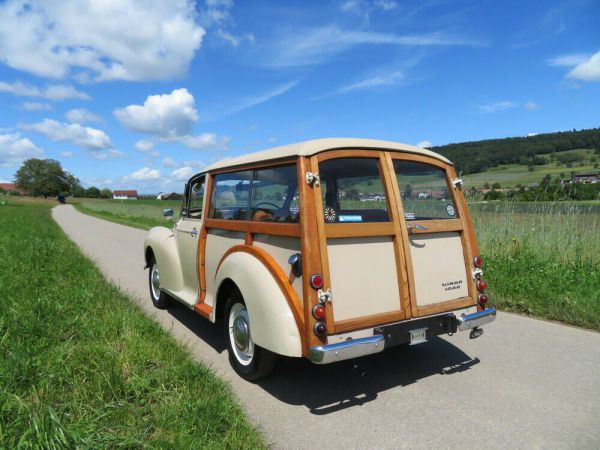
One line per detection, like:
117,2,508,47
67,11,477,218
250,164,299,223
393,160,457,220
188,176,205,219
319,158,390,223
210,170,253,220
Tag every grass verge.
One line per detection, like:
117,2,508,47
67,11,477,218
74,202,167,230
0,202,265,448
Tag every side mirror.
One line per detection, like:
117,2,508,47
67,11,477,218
163,208,174,218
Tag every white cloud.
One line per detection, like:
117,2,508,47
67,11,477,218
524,101,538,110
215,29,255,47
150,150,161,158
547,53,590,67
375,1,398,11
20,102,52,111
417,140,432,148
130,166,161,180
171,166,193,180
180,133,230,150
337,69,405,93
216,81,297,119
91,149,125,160
21,119,113,150
61,151,74,158
260,26,478,68
0,133,44,167
135,140,155,152
114,88,199,138
477,101,518,113
0,0,205,82
527,133,539,137
65,108,102,124
0,80,89,100
567,51,600,82
183,159,206,170
161,156,178,168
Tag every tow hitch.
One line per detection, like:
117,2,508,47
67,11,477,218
469,327,484,339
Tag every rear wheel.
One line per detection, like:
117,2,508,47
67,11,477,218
148,256,170,309
224,290,276,380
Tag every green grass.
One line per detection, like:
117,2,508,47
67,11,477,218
0,201,265,449
472,200,600,330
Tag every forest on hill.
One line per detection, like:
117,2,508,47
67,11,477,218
434,128,600,174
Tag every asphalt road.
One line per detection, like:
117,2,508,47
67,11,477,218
53,205,600,449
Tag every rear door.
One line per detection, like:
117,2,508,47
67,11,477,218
391,156,476,317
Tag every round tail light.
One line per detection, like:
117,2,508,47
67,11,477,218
313,322,327,336
312,304,326,320
310,273,324,289
478,293,489,305
473,256,483,268
476,279,488,291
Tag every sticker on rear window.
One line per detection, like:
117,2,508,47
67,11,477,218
324,207,337,223
339,215,363,222
405,212,415,220
446,204,456,217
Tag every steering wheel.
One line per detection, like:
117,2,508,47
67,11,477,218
253,201,279,210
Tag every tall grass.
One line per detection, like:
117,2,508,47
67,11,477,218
74,199,180,230
0,202,265,448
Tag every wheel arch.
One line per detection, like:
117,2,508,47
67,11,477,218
144,226,184,294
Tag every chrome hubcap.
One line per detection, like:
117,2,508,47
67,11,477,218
228,303,254,365
150,265,161,300
233,316,250,351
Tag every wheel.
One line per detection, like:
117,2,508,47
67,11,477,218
224,290,276,380
148,256,170,309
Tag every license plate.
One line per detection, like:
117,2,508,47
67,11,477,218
409,327,428,345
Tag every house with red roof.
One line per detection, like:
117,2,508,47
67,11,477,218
113,190,138,200
0,183,27,195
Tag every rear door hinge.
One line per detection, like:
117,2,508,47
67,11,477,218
306,171,320,186
318,288,332,303
451,178,463,189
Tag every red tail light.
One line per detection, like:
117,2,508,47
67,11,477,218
476,279,488,291
478,294,489,305
473,256,483,268
310,273,324,289
313,322,327,336
312,304,326,320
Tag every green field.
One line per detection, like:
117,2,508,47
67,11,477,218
0,200,264,448
462,148,598,188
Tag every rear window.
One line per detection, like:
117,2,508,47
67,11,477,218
318,158,389,223
393,160,457,220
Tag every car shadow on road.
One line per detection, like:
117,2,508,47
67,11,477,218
165,302,479,416
257,337,479,415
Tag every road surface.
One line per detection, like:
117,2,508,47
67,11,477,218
53,205,600,449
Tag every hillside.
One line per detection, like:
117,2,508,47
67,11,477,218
433,127,600,175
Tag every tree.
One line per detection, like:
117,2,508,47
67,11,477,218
100,188,113,199
86,187,101,198
404,183,413,199
15,158,81,197
491,182,501,189
345,187,360,201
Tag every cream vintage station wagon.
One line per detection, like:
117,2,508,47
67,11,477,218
144,138,496,380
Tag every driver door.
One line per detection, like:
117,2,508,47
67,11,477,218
174,175,205,306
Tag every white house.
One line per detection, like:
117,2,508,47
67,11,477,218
113,190,138,200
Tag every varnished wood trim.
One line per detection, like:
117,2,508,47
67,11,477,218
324,222,395,238
195,173,213,306
215,244,306,341
407,219,463,234
416,296,474,316
298,157,326,353
194,302,213,318
244,232,253,245
317,149,384,162
334,310,407,334
388,152,451,170
208,157,298,175
204,218,301,237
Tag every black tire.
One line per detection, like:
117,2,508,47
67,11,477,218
224,289,276,381
148,256,170,309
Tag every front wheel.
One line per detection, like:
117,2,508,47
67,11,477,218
148,256,170,309
224,291,276,380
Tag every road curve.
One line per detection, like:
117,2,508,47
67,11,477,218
53,205,600,449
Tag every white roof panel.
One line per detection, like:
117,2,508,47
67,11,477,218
203,138,451,172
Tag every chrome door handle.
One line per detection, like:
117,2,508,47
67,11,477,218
407,224,428,231
190,228,198,238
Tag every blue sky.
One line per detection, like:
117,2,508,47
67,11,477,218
0,0,598,193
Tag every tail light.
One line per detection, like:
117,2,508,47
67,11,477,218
312,304,326,320
313,322,327,336
310,273,324,289
478,294,489,306
473,255,483,268
476,279,488,291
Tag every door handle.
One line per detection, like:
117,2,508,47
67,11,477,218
407,224,428,231
190,228,198,238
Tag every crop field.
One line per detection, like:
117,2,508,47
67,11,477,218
0,200,264,448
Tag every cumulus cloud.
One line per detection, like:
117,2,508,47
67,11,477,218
524,101,538,110
161,156,178,168
0,0,205,82
477,101,518,113
130,167,161,180
135,140,155,152
20,119,113,150
20,102,52,111
417,140,432,148
114,88,199,138
567,51,600,81
115,88,230,150
60,151,74,158
171,166,193,180
65,108,102,124
0,80,89,100
0,133,44,166
91,149,125,160
547,53,590,67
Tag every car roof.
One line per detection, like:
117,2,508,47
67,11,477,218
203,138,452,172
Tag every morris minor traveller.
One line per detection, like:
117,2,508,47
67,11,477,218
144,138,496,380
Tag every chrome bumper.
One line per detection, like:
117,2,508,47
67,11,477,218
309,335,385,364
456,307,496,331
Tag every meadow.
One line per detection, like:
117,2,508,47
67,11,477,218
0,200,265,448
73,196,600,330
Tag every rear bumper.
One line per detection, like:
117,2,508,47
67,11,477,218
309,308,496,364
